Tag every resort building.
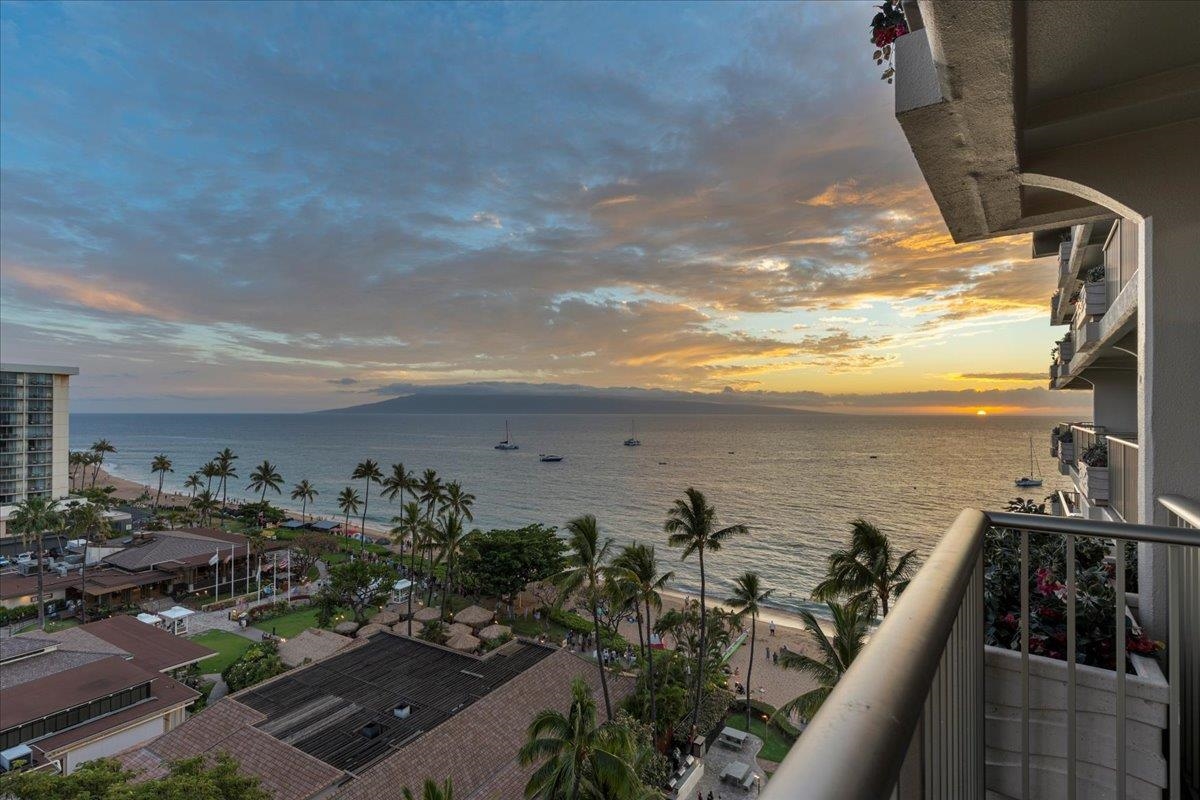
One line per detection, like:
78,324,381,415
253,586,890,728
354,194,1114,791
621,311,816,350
0,364,77,506
0,615,214,774
764,2,1200,799
116,632,634,800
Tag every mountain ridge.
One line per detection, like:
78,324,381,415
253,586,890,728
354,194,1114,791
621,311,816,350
315,392,823,415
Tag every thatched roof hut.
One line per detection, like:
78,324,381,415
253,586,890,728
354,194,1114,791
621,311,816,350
478,623,511,642
446,632,480,653
446,622,473,638
355,623,387,639
413,606,442,623
453,604,494,629
372,610,401,627
393,620,424,638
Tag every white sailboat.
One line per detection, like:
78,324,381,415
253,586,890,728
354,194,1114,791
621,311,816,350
1015,437,1043,487
624,419,641,447
494,420,519,450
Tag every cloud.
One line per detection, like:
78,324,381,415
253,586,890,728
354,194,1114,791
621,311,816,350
952,372,1046,382
327,377,359,386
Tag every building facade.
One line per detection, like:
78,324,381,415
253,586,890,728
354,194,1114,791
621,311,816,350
0,364,78,506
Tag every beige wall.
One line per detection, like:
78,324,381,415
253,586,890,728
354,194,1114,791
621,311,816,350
52,374,70,499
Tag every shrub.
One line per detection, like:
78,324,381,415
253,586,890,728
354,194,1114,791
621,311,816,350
1081,440,1108,467
222,640,285,692
420,619,448,645
0,604,38,627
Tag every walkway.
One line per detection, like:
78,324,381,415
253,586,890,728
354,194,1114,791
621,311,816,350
694,730,766,798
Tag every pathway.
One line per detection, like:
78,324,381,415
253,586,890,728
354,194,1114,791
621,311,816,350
695,730,766,798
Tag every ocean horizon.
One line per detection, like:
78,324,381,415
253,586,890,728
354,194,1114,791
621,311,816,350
73,411,1070,616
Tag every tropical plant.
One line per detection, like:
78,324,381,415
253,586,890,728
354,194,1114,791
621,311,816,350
8,497,62,630
214,448,238,522
290,532,336,585
434,511,469,619
0,754,269,800
777,599,870,722
869,0,908,83
557,515,617,720
417,469,444,603
326,559,399,623
150,453,173,512
183,472,204,498
1081,440,1108,468
223,639,285,692
664,487,747,734
403,779,455,800
290,479,319,522
391,501,426,635
457,524,566,606
811,518,917,617
89,439,116,487
351,459,383,551
727,570,773,731
66,501,111,621
609,544,673,734
191,489,219,527
247,460,284,507
201,460,219,493
519,678,643,800
439,481,475,521
336,486,361,538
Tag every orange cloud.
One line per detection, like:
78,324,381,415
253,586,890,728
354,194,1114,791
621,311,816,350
2,263,184,321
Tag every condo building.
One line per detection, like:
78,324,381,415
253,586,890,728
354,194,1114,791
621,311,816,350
764,2,1200,799
0,364,78,506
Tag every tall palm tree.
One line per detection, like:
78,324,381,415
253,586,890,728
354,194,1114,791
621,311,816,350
382,462,416,507
290,480,318,522
336,487,361,540
9,498,63,630
519,678,641,800
434,512,471,619
811,518,918,617
402,779,454,800
201,460,219,493
191,489,219,527
150,453,174,513
557,514,615,720
89,439,116,487
68,451,84,490
610,544,673,734
390,501,425,635
664,487,748,734
727,571,773,730
439,481,475,522
417,469,444,603
247,460,284,505
214,448,238,523
778,599,871,722
351,459,383,552
183,472,204,498
67,502,111,621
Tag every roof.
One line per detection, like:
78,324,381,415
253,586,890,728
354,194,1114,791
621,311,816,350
0,363,78,375
335,647,637,799
309,521,340,531
277,629,354,669
72,614,215,672
0,570,80,601
279,520,307,529
0,655,154,728
1,648,112,691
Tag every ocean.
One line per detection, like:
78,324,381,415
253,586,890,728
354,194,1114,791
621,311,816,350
72,412,1069,615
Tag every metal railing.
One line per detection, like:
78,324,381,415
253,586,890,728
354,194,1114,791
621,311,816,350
762,507,1200,800
1108,435,1139,523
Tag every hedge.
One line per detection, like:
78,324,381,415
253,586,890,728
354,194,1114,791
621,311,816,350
0,604,38,627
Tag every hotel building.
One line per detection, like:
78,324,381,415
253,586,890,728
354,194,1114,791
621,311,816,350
0,364,78,505
764,2,1200,799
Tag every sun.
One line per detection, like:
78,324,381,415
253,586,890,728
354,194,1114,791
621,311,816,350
976,409,988,416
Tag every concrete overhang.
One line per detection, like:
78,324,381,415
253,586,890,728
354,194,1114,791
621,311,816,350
895,0,1200,245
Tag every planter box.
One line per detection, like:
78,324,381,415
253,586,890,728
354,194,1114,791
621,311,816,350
1056,442,1075,465
1058,242,1073,281
1057,340,1075,362
1079,463,1110,503
985,645,1168,799
1075,281,1107,319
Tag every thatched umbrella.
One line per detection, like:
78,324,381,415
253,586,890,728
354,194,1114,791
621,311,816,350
446,632,480,653
413,606,442,623
394,620,424,637
372,610,401,627
478,623,511,642
356,623,387,639
447,622,473,638
453,604,494,629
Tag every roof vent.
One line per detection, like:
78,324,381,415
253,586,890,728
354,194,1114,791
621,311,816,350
393,704,412,719
359,722,383,739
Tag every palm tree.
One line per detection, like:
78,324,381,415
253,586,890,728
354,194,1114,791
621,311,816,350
351,459,383,552
402,779,454,800
192,489,219,527
778,599,871,722
811,518,918,617
434,512,470,619
150,453,174,512
519,678,641,800
727,571,773,730
290,480,318,522
557,514,615,720
337,487,361,539
391,501,426,634
439,481,475,522
201,460,219,493
67,502,111,621
9,498,63,630
89,439,116,487
610,544,673,734
183,472,204,498
417,469,443,603
214,448,238,523
664,487,748,734
68,451,85,490
247,460,284,505
382,462,416,507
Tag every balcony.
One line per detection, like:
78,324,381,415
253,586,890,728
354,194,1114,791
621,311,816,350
762,498,1200,800
1108,435,1140,524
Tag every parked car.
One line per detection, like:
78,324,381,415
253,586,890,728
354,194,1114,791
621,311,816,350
0,556,11,568
15,552,34,563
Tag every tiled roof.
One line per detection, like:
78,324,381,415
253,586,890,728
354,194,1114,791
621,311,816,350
0,656,154,727
76,614,215,672
334,648,637,800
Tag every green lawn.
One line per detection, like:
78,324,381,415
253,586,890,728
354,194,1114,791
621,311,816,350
724,713,796,763
190,630,254,674
251,604,378,638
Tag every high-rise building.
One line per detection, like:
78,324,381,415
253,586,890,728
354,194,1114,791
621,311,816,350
0,364,78,505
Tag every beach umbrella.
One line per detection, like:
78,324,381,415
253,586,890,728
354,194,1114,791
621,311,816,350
453,604,494,629
478,623,511,642
446,632,480,653
413,606,441,623
447,622,473,638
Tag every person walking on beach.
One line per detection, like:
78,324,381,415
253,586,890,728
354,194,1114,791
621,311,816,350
769,620,776,636
764,645,770,662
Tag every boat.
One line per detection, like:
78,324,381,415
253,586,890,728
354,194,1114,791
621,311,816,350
623,419,641,447
494,420,519,451
539,454,564,462
1014,437,1044,487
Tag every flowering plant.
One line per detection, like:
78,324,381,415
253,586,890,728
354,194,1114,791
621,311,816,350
870,1,909,83
1081,440,1108,468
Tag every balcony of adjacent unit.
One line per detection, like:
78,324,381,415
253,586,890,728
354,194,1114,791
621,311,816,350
24,465,52,480
23,425,53,440
0,452,23,468
26,439,51,453
25,450,52,466
761,496,1200,800
25,386,52,400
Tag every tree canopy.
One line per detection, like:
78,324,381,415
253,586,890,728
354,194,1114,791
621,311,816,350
0,754,269,800
458,525,565,601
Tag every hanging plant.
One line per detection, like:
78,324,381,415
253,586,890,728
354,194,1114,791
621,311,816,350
870,1,909,83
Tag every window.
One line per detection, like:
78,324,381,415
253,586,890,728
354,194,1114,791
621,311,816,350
0,682,153,749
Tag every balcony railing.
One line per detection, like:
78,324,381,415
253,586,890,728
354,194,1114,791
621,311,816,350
1108,435,1140,524
762,505,1199,800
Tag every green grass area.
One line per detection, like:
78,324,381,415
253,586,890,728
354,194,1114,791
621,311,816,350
724,713,796,763
252,606,321,638
190,630,254,674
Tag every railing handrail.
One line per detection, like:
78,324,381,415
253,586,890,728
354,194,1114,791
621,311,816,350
987,511,1199,546
761,509,989,799
1160,494,1200,528
1106,434,1139,449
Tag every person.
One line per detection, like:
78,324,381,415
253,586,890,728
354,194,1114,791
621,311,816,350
707,792,714,800
769,620,776,636
772,650,779,665
764,645,770,661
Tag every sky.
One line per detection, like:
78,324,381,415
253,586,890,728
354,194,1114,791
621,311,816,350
0,1,1087,415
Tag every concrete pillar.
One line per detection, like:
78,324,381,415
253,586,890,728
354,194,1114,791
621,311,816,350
1027,118,1200,639
1088,370,1137,433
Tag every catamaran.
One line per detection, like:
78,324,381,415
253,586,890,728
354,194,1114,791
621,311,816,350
539,454,564,462
494,420,519,450
623,419,641,447
1014,437,1044,487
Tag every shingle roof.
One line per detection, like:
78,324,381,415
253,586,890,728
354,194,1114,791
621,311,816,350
76,615,216,672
